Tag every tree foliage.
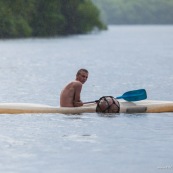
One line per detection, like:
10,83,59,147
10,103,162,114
0,0,106,38
92,0,173,24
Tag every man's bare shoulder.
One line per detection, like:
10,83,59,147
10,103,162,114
72,80,82,86
63,81,82,90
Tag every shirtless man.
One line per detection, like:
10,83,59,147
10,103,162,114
60,69,88,107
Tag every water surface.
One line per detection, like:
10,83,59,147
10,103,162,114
0,25,173,173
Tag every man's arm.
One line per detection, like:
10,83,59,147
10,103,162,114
73,82,83,107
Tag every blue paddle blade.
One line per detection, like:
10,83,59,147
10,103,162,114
116,89,147,101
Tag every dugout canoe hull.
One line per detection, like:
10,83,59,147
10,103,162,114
0,100,173,114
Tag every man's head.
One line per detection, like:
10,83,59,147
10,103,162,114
76,69,88,84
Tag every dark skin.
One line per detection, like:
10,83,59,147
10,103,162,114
60,70,88,107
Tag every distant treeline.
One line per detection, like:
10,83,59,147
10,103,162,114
0,0,106,38
92,0,173,24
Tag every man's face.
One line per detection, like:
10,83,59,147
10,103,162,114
77,71,88,84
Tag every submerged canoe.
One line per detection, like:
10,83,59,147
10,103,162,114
0,100,173,114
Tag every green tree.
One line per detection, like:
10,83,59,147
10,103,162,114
77,0,107,33
0,0,33,38
31,0,65,36
56,0,106,34
0,0,106,38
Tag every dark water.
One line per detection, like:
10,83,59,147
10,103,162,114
0,25,173,173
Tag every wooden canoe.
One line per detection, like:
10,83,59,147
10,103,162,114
0,100,173,114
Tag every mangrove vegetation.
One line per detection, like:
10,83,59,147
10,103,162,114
0,0,106,38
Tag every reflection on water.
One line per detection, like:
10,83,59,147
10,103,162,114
0,25,173,173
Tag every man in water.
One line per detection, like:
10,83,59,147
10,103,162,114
60,69,88,107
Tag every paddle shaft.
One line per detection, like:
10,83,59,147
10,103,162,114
84,89,147,104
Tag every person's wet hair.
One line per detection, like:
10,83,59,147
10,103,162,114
76,69,88,76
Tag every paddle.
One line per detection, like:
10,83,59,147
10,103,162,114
84,89,147,104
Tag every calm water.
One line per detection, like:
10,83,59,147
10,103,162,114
0,25,173,173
